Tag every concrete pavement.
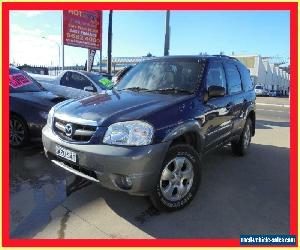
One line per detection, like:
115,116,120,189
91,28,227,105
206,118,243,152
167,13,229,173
256,96,290,107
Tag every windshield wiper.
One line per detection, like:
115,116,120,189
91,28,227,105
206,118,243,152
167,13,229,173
147,88,193,94
120,87,150,92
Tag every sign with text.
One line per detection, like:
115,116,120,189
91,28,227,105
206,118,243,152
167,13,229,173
87,49,96,72
63,10,102,50
9,73,33,88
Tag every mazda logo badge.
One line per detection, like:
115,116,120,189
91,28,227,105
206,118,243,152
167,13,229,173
65,123,73,137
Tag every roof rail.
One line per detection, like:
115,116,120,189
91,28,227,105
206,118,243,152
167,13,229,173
212,54,240,61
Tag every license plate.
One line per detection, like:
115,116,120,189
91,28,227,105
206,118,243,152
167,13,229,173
55,145,77,163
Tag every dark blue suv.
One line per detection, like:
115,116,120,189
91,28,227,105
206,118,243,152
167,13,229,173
42,55,256,211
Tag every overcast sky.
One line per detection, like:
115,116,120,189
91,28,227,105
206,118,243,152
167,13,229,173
9,10,290,66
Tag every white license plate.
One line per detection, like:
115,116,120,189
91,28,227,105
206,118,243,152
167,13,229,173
55,145,77,163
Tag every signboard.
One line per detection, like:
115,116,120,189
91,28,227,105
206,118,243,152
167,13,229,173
9,73,33,88
63,10,102,50
87,49,96,72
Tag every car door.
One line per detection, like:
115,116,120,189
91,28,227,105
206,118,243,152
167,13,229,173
201,60,234,149
236,63,255,135
223,61,245,136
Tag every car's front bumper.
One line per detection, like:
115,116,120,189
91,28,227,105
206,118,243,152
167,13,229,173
42,125,170,195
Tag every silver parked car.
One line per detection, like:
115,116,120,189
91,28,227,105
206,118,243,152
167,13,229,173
30,70,113,100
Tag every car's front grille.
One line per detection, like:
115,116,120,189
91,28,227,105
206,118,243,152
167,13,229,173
53,117,97,142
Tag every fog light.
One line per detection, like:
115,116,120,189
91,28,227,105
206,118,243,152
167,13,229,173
123,176,133,187
115,175,133,190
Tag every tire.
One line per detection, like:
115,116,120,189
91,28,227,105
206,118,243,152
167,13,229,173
10,114,29,148
231,118,252,156
150,144,202,212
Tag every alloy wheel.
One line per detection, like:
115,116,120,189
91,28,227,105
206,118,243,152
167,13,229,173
10,118,25,146
159,156,194,202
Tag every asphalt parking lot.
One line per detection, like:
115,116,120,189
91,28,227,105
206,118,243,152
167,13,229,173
9,97,290,239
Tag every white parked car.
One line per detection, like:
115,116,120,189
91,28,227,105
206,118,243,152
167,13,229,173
254,85,267,96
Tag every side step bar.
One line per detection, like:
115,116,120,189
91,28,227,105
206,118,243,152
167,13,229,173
51,159,100,183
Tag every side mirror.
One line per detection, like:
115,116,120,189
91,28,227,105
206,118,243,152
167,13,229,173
84,86,95,92
208,85,225,98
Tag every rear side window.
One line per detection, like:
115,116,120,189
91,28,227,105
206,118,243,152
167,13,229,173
223,62,242,95
60,72,71,87
205,61,226,90
238,64,253,91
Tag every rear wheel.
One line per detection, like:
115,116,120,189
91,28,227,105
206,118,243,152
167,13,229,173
150,144,201,212
231,118,252,156
10,114,29,148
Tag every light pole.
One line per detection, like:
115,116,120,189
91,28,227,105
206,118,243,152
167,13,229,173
164,10,170,56
107,10,113,75
41,36,61,68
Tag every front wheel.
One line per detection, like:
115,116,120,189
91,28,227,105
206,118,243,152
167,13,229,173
231,118,252,156
10,114,29,148
150,144,202,212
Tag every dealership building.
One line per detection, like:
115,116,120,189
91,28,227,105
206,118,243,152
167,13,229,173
234,55,290,95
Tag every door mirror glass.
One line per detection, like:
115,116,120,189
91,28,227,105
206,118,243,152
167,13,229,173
208,85,225,98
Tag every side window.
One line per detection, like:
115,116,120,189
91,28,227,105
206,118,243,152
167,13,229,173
238,64,253,91
223,62,242,95
63,72,94,90
205,61,226,90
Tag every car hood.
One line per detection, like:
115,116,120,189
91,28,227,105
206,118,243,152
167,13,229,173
55,90,193,127
11,91,65,110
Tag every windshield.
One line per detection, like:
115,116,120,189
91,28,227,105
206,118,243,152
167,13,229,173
255,85,262,89
9,68,45,93
86,72,113,89
116,60,204,93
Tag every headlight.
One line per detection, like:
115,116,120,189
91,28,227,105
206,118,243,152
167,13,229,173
103,121,154,146
47,107,55,128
